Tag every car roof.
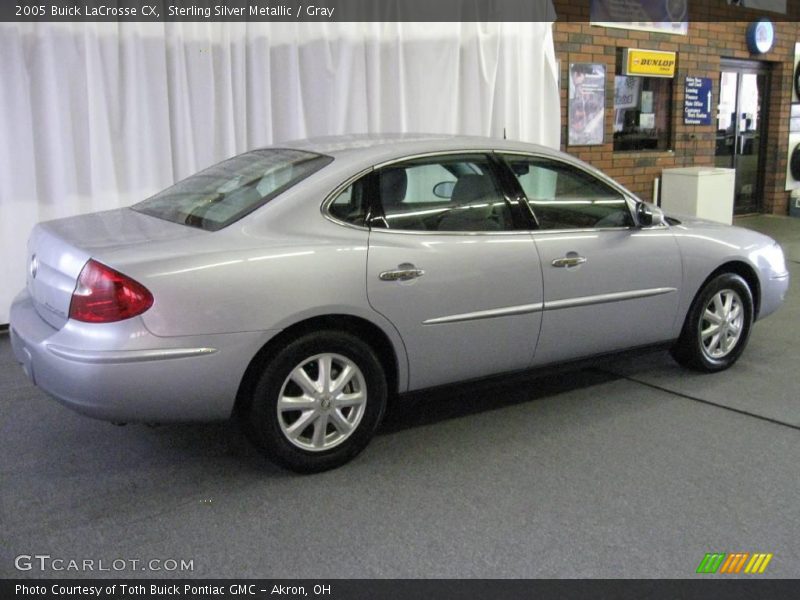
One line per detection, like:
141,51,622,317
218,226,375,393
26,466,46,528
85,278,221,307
278,133,562,164
263,133,641,205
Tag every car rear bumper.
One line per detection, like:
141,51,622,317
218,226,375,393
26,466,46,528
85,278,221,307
10,289,275,422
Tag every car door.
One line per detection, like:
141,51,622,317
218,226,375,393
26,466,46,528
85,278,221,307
364,153,544,391
499,153,682,367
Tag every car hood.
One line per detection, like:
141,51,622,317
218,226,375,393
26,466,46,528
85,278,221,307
665,211,777,245
663,211,787,291
661,211,733,229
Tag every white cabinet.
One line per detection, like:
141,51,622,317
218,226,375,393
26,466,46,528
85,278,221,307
660,167,736,225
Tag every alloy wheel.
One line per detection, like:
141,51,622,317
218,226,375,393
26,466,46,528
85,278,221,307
276,353,367,452
699,288,744,360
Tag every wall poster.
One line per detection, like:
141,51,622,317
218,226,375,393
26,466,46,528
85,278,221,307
591,0,688,35
569,63,606,146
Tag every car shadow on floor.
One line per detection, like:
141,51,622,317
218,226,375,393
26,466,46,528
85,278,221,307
141,364,623,471
117,360,627,476
0,335,658,478
380,365,622,434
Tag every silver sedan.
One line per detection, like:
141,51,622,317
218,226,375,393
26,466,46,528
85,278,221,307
10,135,790,472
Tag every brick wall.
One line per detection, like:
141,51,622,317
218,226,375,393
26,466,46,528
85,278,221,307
552,0,800,214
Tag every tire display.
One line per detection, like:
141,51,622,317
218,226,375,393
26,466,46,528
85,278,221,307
790,142,800,182
794,61,800,103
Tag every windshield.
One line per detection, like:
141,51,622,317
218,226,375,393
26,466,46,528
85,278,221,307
133,149,332,231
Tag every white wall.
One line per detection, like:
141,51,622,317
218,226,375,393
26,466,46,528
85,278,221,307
0,21,560,324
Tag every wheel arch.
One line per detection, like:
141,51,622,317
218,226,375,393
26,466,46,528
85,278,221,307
671,260,759,372
233,314,404,418
702,260,761,318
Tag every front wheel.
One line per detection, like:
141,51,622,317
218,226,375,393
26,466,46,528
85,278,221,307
245,331,387,473
670,273,754,372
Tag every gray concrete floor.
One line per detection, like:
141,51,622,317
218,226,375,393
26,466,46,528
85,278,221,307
1,215,798,579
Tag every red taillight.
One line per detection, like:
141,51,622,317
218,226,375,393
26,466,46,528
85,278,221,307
69,259,153,323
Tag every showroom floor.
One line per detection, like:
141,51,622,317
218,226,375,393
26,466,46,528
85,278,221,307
1,215,798,579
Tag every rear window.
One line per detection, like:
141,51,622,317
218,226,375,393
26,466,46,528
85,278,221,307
133,149,332,231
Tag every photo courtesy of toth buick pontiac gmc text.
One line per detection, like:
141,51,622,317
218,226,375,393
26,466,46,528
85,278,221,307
9,135,790,472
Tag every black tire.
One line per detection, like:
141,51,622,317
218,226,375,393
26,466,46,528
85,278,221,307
670,273,754,372
795,61,800,104
791,143,800,182
244,330,387,473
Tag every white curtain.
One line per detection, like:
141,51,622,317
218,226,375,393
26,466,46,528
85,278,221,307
0,21,559,324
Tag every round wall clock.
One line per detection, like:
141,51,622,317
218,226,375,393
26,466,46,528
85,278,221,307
746,19,775,55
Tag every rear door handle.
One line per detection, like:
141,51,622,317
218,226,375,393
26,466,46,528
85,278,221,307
552,256,587,268
379,263,425,281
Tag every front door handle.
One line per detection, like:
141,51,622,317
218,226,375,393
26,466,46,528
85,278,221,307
552,255,587,268
379,263,425,282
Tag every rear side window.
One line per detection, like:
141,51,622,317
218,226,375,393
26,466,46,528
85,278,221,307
503,156,633,230
134,149,332,231
328,178,370,226
372,155,513,232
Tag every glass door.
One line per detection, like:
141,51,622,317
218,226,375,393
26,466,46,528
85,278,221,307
715,61,770,214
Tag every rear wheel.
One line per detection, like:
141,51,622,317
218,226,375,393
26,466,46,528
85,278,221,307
671,273,754,372
245,331,387,473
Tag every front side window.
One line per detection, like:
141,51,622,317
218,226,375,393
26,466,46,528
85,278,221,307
134,149,332,231
503,156,633,230
373,156,512,232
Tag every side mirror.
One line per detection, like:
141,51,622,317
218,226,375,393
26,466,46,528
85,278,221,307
636,202,653,227
636,202,666,227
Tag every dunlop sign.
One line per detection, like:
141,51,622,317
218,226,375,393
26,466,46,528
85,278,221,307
623,49,677,78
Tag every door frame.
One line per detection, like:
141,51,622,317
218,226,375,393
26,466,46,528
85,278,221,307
718,58,772,215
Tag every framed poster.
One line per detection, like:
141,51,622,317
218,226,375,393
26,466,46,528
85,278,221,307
614,75,641,109
569,63,606,146
727,0,786,14
591,0,688,35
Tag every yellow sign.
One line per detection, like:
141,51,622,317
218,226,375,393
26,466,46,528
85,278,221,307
624,49,677,78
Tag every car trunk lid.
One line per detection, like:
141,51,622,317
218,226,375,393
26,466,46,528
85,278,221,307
26,208,203,329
